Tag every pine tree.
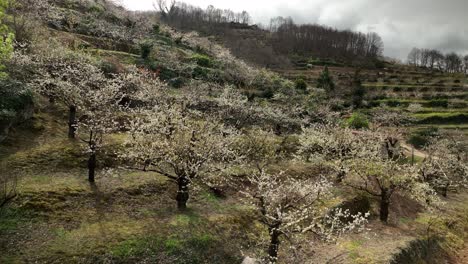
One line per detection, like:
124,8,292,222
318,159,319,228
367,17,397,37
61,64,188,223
351,70,366,108
317,66,335,94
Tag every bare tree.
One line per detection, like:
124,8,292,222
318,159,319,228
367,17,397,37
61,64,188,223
464,55,468,74
408,47,467,73
407,48,421,66
154,0,176,18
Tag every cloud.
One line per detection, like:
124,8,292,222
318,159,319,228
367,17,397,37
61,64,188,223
121,0,468,60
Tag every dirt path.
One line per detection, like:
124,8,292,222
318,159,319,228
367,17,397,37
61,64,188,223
401,142,428,160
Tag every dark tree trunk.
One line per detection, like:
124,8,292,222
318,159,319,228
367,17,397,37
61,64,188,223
68,105,77,139
88,152,96,182
380,191,390,222
176,176,189,210
336,169,346,183
268,227,281,263
441,183,449,198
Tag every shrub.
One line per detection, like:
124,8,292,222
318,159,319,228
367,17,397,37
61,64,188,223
191,54,212,68
192,66,209,79
146,62,178,81
294,78,307,91
139,41,153,59
427,99,448,108
152,24,160,34
346,112,369,129
261,88,275,99
88,4,104,14
99,60,121,77
168,77,185,88
0,79,33,122
159,67,178,81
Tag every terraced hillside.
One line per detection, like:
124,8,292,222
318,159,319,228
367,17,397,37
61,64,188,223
276,64,468,141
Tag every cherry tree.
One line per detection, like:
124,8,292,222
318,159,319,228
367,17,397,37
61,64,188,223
420,136,468,197
29,50,103,138
241,170,368,263
297,125,439,223
76,75,125,182
343,134,440,222
370,106,414,160
123,103,239,209
236,128,367,262
297,125,361,182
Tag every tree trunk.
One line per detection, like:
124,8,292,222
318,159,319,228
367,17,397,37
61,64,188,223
176,176,189,210
268,227,281,263
441,183,449,198
88,152,96,182
336,169,346,183
68,105,77,139
380,191,390,223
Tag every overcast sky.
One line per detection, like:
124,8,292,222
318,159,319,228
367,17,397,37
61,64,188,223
121,0,468,60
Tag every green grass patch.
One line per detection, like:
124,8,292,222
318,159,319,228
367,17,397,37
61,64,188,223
0,207,34,232
87,49,139,65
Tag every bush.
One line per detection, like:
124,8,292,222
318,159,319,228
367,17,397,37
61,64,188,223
88,4,105,14
191,54,213,68
139,41,153,59
0,79,33,121
427,99,448,108
192,66,209,79
99,60,121,77
145,62,178,81
152,24,160,34
408,127,439,148
295,78,307,91
168,77,185,88
346,112,369,129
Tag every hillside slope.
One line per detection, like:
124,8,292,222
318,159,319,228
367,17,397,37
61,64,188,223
0,1,467,264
